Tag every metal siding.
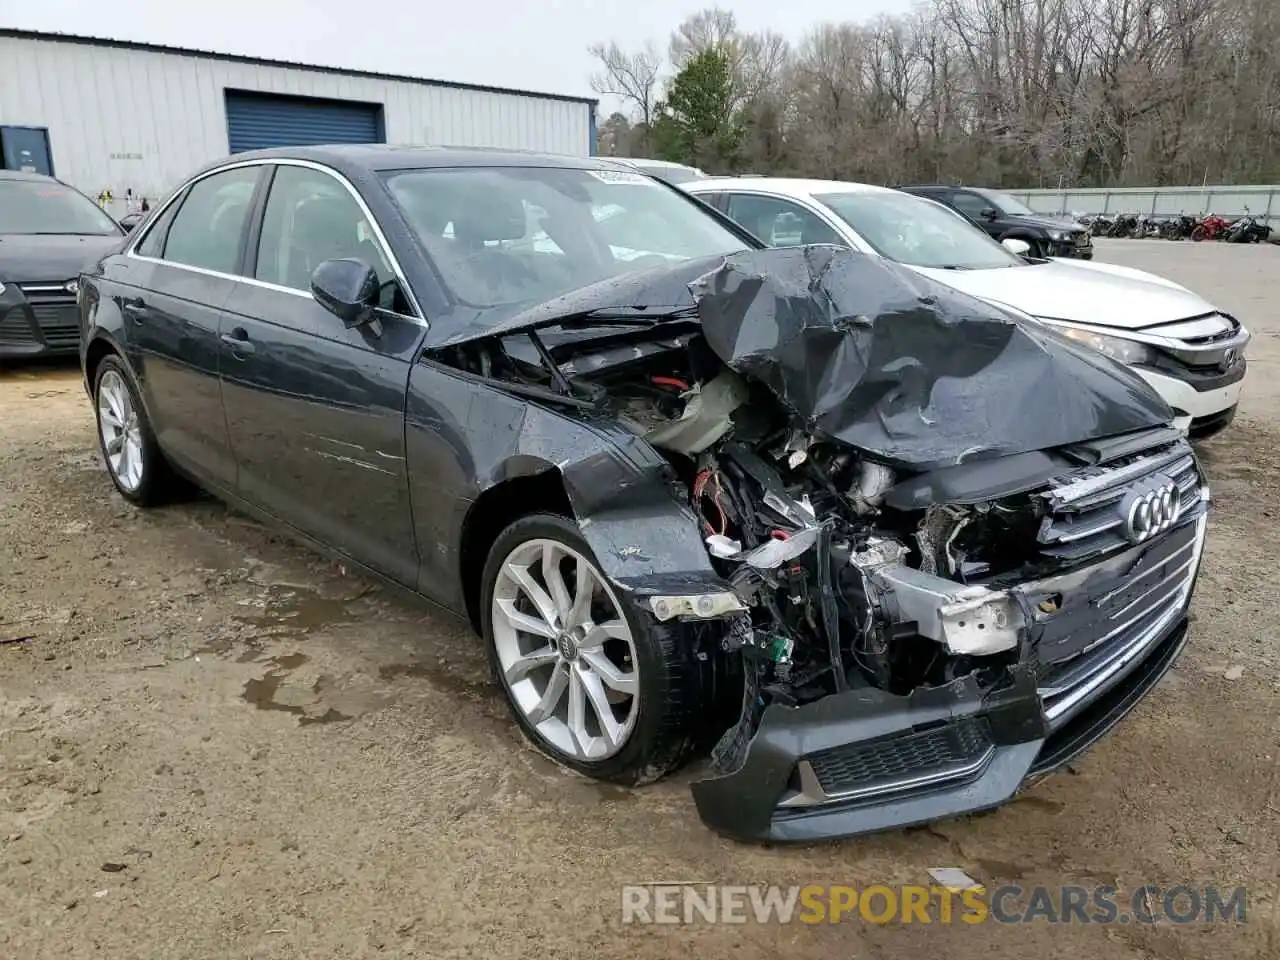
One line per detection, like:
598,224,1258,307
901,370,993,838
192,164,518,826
1014,184,1280,228
225,91,382,152
0,35,593,218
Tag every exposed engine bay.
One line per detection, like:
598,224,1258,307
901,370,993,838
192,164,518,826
432,246,1207,841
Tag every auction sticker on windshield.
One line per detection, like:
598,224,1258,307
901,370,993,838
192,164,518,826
588,169,659,185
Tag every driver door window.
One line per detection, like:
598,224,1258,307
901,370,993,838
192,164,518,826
255,165,400,310
724,194,843,247
948,191,991,220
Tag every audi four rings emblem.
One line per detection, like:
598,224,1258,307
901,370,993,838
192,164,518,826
1121,477,1180,544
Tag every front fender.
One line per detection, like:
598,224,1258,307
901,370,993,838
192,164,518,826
553,430,724,597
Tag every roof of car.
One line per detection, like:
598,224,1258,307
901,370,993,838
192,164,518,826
683,177,900,198
602,157,699,171
198,145,623,178
899,184,993,193
0,168,58,182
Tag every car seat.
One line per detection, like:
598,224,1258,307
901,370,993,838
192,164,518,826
284,196,380,290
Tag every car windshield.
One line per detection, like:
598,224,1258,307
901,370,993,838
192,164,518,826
0,179,121,235
383,165,747,307
816,191,1023,270
984,191,1036,216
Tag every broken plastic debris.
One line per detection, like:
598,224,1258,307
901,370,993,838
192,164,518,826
927,867,982,891
705,534,743,559
740,527,821,569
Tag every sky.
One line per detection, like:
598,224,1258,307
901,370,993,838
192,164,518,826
1,0,915,104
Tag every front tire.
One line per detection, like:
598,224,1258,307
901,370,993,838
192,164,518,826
93,356,179,507
480,513,710,785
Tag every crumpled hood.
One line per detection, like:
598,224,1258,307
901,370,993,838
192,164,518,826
690,247,1172,470
0,233,123,283
910,257,1218,331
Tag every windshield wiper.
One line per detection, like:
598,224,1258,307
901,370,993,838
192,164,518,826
555,305,698,328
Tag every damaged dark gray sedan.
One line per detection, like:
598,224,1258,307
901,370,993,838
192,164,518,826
78,147,1209,843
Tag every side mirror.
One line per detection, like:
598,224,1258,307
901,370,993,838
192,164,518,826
311,258,379,329
1002,238,1032,256
981,207,999,221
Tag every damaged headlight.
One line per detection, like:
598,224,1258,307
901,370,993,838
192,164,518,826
1045,322,1155,366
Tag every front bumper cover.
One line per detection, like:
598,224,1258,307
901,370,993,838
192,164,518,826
1049,237,1093,259
692,614,1189,843
692,499,1208,844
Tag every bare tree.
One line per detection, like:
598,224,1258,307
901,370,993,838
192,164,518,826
592,0,1280,185
587,41,663,152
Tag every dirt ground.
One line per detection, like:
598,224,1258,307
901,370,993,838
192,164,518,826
2,241,1277,959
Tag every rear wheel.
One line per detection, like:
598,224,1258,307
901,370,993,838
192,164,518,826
480,513,711,785
93,356,182,507
1191,225,1210,242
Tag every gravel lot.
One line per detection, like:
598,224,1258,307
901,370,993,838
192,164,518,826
1,241,1276,959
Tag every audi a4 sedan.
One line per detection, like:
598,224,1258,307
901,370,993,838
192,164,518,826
685,178,1249,438
1,169,126,359
79,146,1209,842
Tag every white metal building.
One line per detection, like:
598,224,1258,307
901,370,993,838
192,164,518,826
0,30,597,218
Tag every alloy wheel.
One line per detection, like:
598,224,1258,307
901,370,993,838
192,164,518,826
97,369,144,493
491,538,640,761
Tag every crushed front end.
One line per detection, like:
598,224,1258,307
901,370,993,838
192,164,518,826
435,245,1207,843
687,432,1207,842
675,250,1210,842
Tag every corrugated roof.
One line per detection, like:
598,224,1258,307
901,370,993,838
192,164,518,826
0,29,598,107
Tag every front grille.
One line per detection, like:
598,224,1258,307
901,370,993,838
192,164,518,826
806,719,992,797
0,311,37,344
1029,513,1205,732
1138,312,1247,368
1144,312,1240,346
1038,444,1203,562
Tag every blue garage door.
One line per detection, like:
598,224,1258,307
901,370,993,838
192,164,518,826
225,90,384,153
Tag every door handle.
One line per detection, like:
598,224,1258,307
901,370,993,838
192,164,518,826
121,298,147,323
220,330,255,356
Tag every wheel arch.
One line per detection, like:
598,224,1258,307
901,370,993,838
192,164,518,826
457,441,726,636
459,467,573,634
83,333,122,394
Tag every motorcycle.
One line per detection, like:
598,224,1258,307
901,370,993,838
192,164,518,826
1225,214,1272,244
1191,214,1230,242
1171,215,1199,240
1107,213,1139,238
1089,215,1114,237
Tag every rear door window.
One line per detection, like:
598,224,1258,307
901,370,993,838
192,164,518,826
160,166,261,274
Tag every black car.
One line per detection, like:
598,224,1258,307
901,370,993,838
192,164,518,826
0,170,126,359
898,185,1093,260
79,146,1208,843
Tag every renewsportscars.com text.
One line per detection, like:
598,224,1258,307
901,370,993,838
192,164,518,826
621,883,1248,925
